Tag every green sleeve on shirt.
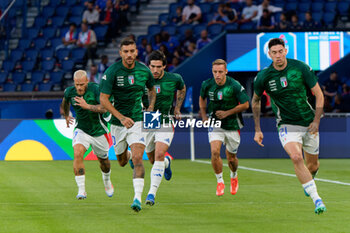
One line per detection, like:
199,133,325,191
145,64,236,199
232,80,250,104
100,68,114,95
175,73,185,90
253,72,265,97
301,62,318,89
200,80,208,99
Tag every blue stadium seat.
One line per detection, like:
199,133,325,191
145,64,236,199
70,5,85,16
50,37,62,49
199,3,212,15
21,60,36,72
298,13,306,23
61,60,75,72
41,60,55,72
229,2,242,12
42,6,55,19
49,0,63,7
71,48,86,63
312,12,323,24
27,28,40,40
203,13,214,23
38,83,53,92
68,16,82,26
10,49,23,63
285,2,298,11
337,2,350,16
212,2,220,13
3,83,17,92
0,0,10,9
94,25,108,41
136,35,148,46
168,3,180,18
34,16,47,28
177,24,193,37
148,24,162,36
31,71,45,84
162,25,176,36
0,71,8,84
12,72,26,84
324,2,337,12
25,49,39,61
33,38,47,50
18,39,32,50
323,12,336,27
51,17,65,28
193,24,207,37
224,23,238,31
64,0,77,6
159,13,169,25
50,71,64,84
21,83,35,92
311,2,324,12
56,6,69,18
2,60,15,72
298,2,311,13
207,23,223,37
56,48,70,61
239,22,256,30
42,27,57,40
129,0,139,13
41,48,54,60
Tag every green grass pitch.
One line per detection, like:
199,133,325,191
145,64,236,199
0,159,349,233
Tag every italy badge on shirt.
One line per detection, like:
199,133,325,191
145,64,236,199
128,75,135,85
280,77,288,88
155,85,161,94
217,91,223,100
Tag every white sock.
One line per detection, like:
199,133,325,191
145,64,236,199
133,178,144,201
128,150,132,160
164,157,169,168
75,175,85,194
230,171,237,178
149,161,165,197
101,170,111,187
215,172,224,183
302,180,321,204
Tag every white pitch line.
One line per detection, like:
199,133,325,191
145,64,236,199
193,160,350,186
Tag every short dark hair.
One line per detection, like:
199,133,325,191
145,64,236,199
268,38,285,49
148,50,167,66
120,37,136,48
70,23,77,28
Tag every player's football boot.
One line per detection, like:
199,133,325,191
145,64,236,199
230,177,239,195
76,192,87,200
314,199,327,214
216,182,225,196
145,194,155,206
104,182,114,197
164,156,172,181
131,198,142,212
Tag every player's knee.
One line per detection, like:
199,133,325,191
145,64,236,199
307,161,319,173
118,159,127,167
290,153,303,164
211,150,221,159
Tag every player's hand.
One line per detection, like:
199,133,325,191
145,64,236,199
174,108,181,120
308,121,319,135
65,116,74,128
74,97,89,110
254,131,264,147
121,117,135,129
215,110,229,119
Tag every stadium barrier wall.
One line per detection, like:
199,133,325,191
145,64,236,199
0,117,349,160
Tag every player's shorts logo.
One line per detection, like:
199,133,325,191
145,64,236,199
155,85,161,94
128,75,135,85
143,110,161,129
280,77,288,88
217,91,223,100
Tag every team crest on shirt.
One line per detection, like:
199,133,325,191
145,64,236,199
155,85,161,94
217,91,223,100
280,77,288,88
128,75,135,85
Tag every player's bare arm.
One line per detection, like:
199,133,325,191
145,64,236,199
61,98,74,128
147,86,156,111
74,96,107,114
174,85,187,120
252,93,264,147
199,96,208,121
100,93,135,128
308,83,324,135
215,101,249,119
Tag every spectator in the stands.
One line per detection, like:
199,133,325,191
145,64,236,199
83,1,100,26
184,42,197,58
333,90,350,112
322,71,342,99
137,38,148,60
161,31,179,53
168,57,180,72
182,0,202,24
303,12,320,29
56,23,78,50
288,14,301,30
87,64,101,83
98,55,109,74
209,3,237,25
100,0,119,40
144,44,153,64
172,6,183,25
275,12,289,30
152,34,162,51
95,0,108,12
182,29,196,48
159,44,172,64
115,0,130,30
196,30,211,50
255,0,282,21
174,46,185,62
240,0,258,23
257,9,275,30
77,22,97,64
